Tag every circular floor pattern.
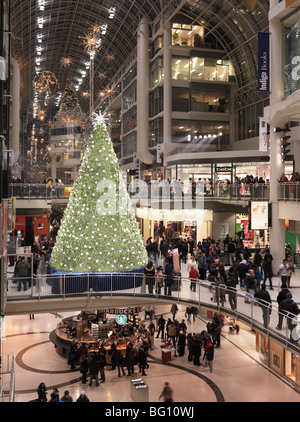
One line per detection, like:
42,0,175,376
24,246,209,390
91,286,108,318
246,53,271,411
14,337,225,401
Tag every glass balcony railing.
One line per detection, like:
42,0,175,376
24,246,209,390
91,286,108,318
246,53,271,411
278,182,300,202
9,183,73,199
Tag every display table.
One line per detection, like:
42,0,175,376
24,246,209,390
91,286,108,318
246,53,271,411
161,347,174,362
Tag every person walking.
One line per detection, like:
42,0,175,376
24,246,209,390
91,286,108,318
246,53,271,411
88,353,100,387
159,382,174,402
164,261,174,296
185,306,192,323
254,284,272,328
170,303,178,321
167,320,177,350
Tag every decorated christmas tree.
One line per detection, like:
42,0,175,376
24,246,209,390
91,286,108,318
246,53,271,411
55,78,85,123
49,113,148,273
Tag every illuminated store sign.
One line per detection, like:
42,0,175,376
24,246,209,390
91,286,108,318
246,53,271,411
115,315,127,325
258,32,270,93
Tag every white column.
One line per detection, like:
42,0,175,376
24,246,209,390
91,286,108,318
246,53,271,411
137,16,154,165
163,22,172,167
269,18,286,271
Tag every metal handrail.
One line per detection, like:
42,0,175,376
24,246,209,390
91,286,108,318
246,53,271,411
278,182,300,202
6,271,300,353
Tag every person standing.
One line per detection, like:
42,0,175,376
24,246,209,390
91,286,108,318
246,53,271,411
207,343,215,373
60,390,73,402
279,292,300,343
79,355,88,384
156,315,166,340
115,348,125,377
177,330,186,357
287,257,294,288
148,321,155,350
276,286,291,330
262,250,274,290
167,320,176,349
88,353,100,387
76,391,90,402
126,343,136,376
37,382,47,402
278,259,289,289
138,342,148,376
144,261,155,294
16,256,30,291
98,343,107,383
164,261,174,296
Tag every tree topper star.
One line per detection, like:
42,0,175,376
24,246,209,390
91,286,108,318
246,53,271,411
92,111,109,129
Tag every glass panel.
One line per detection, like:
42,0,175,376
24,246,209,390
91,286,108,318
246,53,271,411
172,57,190,80
172,88,189,112
190,57,205,80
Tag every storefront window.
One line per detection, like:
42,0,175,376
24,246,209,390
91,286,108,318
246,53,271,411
284,14,300,97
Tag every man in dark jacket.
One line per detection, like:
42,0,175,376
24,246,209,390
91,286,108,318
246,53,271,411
16,256,30,291
254,284,272,328
279,292,300,343
156,315,166,339
226,270,237,310
164,262,174,296
276,286,291,329
263,251,274,290
88,353,99,386
138,342,148,376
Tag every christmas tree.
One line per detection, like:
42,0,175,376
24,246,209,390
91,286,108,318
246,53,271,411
55,78,85,123
49,113,148,273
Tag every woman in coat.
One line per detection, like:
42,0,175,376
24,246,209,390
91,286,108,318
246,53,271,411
37,382,47,402
177,330,186,357
144,261,155,294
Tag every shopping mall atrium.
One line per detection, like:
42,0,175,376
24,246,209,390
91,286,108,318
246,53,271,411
1,0,300,405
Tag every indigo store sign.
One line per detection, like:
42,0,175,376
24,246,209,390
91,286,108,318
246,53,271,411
258,32,270,93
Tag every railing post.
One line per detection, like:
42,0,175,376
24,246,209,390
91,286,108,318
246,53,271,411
134,273,136,298
111,273,113,297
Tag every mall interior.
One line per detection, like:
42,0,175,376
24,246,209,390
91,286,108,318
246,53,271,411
1,0,300,404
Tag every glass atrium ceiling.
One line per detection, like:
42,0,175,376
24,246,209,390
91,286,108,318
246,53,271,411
10,0,269,112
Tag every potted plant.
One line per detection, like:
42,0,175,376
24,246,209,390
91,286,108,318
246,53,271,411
172,31,179,45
